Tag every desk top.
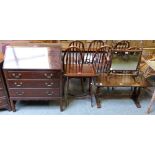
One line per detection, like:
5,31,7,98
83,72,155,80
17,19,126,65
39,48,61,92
3,45,62,70
97,74,150,87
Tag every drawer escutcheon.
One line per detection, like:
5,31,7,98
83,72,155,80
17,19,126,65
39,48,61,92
12,73,22,78
14,82,23,87
44,73,53,79
45,82,54,87
16,92,24,96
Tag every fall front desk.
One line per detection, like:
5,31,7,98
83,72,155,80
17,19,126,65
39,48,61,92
3,45,63,111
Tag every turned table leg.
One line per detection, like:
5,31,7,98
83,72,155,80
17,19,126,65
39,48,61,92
131,87,141,108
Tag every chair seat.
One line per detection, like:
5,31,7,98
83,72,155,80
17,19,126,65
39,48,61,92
64,64,96,77
96,73,150,87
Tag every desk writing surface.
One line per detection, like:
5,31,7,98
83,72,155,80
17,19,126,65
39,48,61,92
97,74,149,87
3,46,62,70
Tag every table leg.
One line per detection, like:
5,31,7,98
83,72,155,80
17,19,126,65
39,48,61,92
131,87,141,108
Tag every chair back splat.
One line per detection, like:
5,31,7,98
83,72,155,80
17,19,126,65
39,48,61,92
63,47,83,74
93,45,112,74
85,40,104,64
69,40,85,51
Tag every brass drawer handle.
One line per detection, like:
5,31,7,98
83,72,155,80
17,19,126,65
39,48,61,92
12,73,22,78
44,73,53,79
45,82,54,87
14,82,23,87
16,92,24,96
46,92,53,96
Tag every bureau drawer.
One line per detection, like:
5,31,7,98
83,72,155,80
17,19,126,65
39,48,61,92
7,79,61,88
5,71,62,79
9,88,60,97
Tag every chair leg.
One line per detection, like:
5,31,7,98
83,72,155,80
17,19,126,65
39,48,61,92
65,77,69,108
81,78,85,93
67,78,70,93
67,77,70,106
90,78,93,107
131,87,141,108
107,87,109,92
89,77,91,93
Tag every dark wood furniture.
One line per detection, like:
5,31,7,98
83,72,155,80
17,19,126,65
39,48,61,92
96,73,149,108
68,41,86,91
113,41,130,49
113,41,130,57
69,41,85,51
95,48,150,108
63,47,96,107
93,46,112,73
84,40,105,63
93,46,112,107
0,52,11,111
3,45,63,111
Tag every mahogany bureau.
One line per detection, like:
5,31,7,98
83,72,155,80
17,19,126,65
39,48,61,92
3,45,63,111
0,52,11,111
